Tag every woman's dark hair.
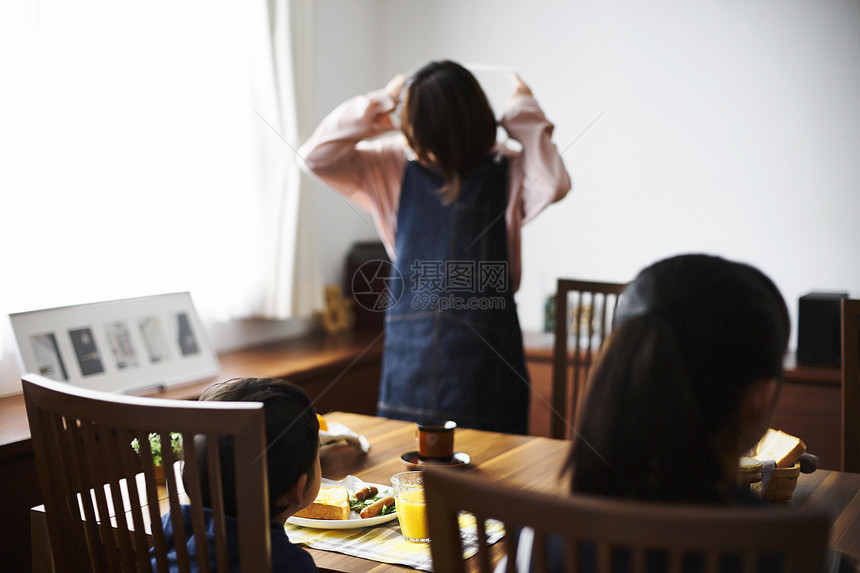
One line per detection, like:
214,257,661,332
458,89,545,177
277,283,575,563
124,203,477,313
567,254,790,503
190,378,319,517
401,60,497,204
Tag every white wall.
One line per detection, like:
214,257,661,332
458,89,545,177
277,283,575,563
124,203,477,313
309,0,860,347
305,2,386,290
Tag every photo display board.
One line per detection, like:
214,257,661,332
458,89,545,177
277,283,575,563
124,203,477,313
9,292,220,394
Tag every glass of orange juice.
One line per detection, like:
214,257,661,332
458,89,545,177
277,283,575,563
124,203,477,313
390,471,429,542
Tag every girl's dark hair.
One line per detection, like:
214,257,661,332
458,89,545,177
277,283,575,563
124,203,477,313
401,60,497,204
567,254,790,502
191,378,319,517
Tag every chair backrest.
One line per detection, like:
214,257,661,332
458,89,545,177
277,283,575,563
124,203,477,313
551,278,626,439
842,298,860,473
22,374,271,573
424,468,831,573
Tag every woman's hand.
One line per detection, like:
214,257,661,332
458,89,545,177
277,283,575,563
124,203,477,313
386,73,407,103
372,73,407,131
509,73,532,97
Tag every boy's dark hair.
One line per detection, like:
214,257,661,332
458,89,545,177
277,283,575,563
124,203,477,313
190,378,319,517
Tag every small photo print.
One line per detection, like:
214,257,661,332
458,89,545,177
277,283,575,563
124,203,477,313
69,328,105,377
30,333,68,381
139,316,169,363
176,312,200,356
105,321,138,370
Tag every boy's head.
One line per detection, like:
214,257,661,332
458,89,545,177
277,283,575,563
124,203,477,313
193,377,320,520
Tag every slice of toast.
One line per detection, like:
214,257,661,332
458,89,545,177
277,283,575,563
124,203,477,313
753,428,806,468
293,486,350,520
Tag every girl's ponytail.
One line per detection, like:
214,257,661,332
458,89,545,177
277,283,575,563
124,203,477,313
569,313,722,502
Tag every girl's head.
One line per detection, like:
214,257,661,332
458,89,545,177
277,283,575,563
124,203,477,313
568,254,790,502
400,60,496,203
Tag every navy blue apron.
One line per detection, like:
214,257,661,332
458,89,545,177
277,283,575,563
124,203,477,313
377,155,530,435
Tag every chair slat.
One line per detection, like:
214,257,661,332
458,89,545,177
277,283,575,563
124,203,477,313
233,433,272,571
564,537,579,573
206,434,230,572
99,424,137,569
503,528,517,573
116,427,152,571
532,529,548,573
81,421,122,572
630,546,645,573
47,412,92,570
667,550,683,573
704,551,720,573
474,514,491,573
595,541,611,573
181,431,212,573
160,430,192,572
104,422,140,571
138,431,169,573
67,421,106,573
742,551,757,573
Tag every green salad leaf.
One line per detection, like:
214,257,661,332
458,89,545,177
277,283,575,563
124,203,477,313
130,432,183,467
348,490,397,515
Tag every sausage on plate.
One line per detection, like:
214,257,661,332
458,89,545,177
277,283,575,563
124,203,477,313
360,496,395,519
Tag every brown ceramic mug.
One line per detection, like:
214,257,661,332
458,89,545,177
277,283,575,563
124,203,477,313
417,421,456,460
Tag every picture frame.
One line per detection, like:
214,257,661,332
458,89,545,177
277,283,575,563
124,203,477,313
9,292,219,394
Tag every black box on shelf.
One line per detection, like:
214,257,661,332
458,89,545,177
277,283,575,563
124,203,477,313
345,242,391,332
796,292,847,367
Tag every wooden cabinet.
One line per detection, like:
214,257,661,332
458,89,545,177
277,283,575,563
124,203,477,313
216,331,384,416
772,359,841,471
523,332,843,470
526,358,554,438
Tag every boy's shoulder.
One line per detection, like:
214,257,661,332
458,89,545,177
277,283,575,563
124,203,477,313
271,521,318,573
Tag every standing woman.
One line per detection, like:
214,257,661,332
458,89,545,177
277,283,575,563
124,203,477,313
299,61,570,434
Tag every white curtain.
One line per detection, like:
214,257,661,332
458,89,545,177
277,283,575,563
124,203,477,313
252,0,322,319
0,0,321,396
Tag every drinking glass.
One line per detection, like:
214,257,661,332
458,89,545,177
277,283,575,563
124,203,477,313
390,471,429,542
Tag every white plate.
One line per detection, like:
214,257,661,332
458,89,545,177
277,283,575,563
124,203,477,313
286,475,397,529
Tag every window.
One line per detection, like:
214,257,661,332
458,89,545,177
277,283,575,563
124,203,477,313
0,0,317,395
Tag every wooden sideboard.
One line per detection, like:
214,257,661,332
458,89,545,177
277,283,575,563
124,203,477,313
523,331,842,471
0,328,842,571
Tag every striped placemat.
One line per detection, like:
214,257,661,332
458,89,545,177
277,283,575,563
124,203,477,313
285,513,505,571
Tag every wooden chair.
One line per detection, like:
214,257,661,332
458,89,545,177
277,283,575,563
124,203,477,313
424,468,831,573
842,298,860,473
551,278,625,439
22,373,271,573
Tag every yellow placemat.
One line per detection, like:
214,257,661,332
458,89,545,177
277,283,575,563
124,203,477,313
285,513,505,572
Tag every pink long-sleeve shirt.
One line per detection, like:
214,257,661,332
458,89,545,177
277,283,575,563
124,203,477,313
298,89,571,291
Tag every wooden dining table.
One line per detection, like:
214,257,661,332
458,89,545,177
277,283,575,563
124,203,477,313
311,412,860,572
31,411,860,572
